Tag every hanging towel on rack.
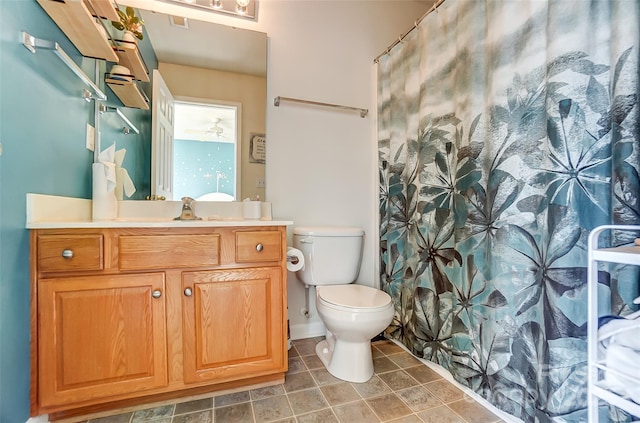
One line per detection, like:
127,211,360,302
114,148,136,200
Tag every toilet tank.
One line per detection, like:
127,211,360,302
293,226,364,286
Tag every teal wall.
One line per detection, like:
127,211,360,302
0,1,155,421
173,139,235,199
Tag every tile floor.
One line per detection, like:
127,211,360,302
79,338,504,423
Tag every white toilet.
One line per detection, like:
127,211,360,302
293,226,394,383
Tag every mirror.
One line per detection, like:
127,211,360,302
129,5,267,201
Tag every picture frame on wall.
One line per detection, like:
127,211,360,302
249,133,266,164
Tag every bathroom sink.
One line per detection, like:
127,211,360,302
118,199,246,221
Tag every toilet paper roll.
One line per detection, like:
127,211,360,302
286,247,305,272
92,163,118,220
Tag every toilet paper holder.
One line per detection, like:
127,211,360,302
286,247,304,272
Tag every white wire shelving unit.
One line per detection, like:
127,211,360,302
588,225,640,422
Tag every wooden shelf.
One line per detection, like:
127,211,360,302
106,78,149,109
113,41,150,82
85,0,119,21
36,0,118,62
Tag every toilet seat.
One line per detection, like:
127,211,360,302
317,285,391,312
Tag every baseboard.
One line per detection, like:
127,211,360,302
289,321,325,340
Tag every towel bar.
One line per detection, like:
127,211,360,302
274,96,368,118
21,31,106,101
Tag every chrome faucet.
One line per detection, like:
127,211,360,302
174,196,202,221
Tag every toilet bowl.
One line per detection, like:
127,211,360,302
315,284,394,383
293,226,395,383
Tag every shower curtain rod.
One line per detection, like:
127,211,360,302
373,0,446,63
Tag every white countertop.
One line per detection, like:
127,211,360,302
26,194,293,229
27,219,294,229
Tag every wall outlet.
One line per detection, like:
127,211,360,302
86,123,95,152
256,177,265,188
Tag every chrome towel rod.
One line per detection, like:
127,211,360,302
99,104,140,135
21,31,107,101
274,96,368,118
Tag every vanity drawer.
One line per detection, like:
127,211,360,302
235,231,282,263
119,234,221,270
37,234,104,272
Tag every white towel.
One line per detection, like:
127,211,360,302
114,148,136,200
599,315,640,350
599,311,640,405
98,143,117,191
603,344,640,404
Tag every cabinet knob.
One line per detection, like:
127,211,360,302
152,290,162,299
184,288,193,297
61,249,74,259
256,243,264,252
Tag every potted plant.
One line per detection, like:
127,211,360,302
111,6,144,42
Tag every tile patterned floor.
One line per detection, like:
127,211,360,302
79,338,504,423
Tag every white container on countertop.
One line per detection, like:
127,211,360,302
242,198,261,220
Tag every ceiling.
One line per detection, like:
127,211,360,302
174,102,237,143
139,8,267,76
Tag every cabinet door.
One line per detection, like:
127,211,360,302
182,267,285,384
38,273,167,408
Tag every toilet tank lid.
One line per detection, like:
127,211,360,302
293,226,364,237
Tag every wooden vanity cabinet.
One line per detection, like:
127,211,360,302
30,226,288,419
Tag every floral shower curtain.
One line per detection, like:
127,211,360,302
377,1,639,421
